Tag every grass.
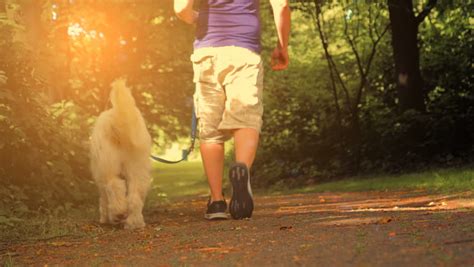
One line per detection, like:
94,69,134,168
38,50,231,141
150,161,209,200
270,166,474,195
2,254,14,267
152,161,473,197
0,205,102,243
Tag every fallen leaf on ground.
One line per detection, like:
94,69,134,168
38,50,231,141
376,217,393,224
48,241,73,247
280,226,293,230
389,232,396,237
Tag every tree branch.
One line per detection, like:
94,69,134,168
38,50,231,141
416,0,437,25
314,6,352,110
343,5,364,81
354,23,389,111
311,0,344,118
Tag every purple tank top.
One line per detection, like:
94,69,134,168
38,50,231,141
194,0,261,53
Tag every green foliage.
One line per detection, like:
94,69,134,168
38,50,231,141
357,4,474,171
252,1,473,187
0,7,95,219
0,1,195,219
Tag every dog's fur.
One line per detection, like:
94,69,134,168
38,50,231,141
90,79,152,229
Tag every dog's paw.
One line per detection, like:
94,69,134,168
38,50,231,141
109,213,128,224
124,215,145,230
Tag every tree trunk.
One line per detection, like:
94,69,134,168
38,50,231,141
388,0,425,112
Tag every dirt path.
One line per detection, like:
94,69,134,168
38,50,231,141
3,191,474,266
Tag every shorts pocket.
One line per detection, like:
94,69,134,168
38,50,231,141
190,54,214,83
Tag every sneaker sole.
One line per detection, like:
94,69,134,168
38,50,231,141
204,212,228,220
229,163,254,219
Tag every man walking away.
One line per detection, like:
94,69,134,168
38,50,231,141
174,0,290,220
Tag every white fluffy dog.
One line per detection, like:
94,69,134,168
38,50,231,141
90,79,152,229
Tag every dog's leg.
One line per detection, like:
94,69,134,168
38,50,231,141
124,162,151,229
105,176,128,224
99,187,109,224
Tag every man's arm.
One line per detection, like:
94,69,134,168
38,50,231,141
174,0,198,24
269,0,291,70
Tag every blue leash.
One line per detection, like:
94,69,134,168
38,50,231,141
150,106,197,164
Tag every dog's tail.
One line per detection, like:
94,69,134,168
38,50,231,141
109,79,138,145
110,79,135,114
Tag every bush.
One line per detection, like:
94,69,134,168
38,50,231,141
0,21,96,216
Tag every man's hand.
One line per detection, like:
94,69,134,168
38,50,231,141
271,46,289,71
174,0,198,24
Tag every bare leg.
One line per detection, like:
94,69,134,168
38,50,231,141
228,128,259,219
234,128,259,168
200,142,225,202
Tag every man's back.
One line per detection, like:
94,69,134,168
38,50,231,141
195,0,261,53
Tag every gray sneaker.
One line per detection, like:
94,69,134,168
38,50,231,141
229,162,254,219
